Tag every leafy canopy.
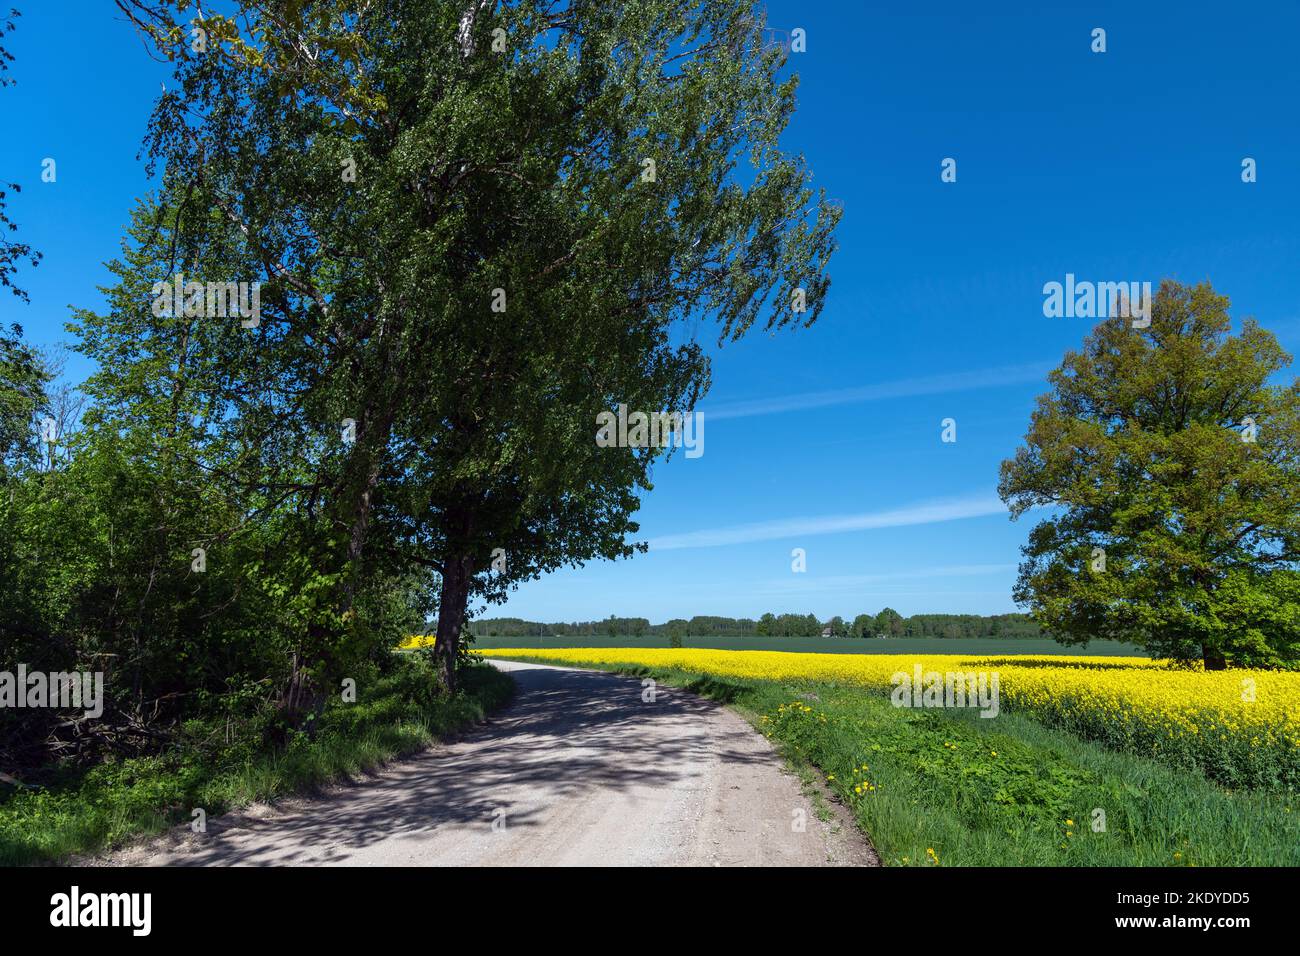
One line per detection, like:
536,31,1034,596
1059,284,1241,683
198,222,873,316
1000,280,1300,668
94,0,840,690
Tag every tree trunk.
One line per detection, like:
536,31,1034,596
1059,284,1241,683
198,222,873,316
340,402,396,611
456,0,493,57
278,647,321,725
1202,645,1227,671
433,553,473,692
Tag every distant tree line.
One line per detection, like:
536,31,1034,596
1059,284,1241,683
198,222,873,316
468,611,1041,639
467,616,655,638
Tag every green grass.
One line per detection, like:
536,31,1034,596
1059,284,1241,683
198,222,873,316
490,655,1299,866
471,634,1147,656
0,660,514,866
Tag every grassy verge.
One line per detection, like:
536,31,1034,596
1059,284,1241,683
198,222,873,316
491,655,1299,866
0,659,514,866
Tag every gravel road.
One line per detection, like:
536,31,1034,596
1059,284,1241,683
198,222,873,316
99,660,875,867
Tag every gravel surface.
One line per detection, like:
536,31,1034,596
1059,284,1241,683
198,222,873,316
95,660,877,867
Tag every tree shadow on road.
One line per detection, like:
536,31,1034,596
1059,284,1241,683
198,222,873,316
143,664,775,866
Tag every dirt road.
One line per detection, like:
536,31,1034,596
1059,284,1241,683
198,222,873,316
100,660,874,867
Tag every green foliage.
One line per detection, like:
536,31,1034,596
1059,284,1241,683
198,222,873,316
6,0,837,794
111,0,839,691
1000,280,1300,669
0,660,513,865
471,610,1041,639
896,613,1040,639
475,634,1144,656
761,686,1298,866
751,612,822,636
874,607,904,637
0,322,47,469
3,197,436,769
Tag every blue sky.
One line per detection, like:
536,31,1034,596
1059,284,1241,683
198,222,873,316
3,1,1298,623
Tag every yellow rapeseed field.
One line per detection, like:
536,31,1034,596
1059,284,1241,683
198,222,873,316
469,646,1300,787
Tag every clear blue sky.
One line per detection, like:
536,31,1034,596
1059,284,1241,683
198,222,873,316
3,1,1298,623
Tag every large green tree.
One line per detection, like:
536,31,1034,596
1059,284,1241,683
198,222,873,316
873,606,903,638
0,323,48,709
0,321,45,470
115,0,840,691
999,280,1300,669
68,191,436,730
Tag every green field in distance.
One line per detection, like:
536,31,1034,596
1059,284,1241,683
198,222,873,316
468,635,1147,657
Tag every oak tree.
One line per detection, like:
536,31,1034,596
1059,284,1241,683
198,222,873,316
1000,280,1300,669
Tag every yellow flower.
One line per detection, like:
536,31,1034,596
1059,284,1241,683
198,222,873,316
474,646,1300,779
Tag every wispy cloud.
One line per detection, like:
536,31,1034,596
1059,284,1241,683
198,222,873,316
646,494,1009,551
704,361,1053,421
